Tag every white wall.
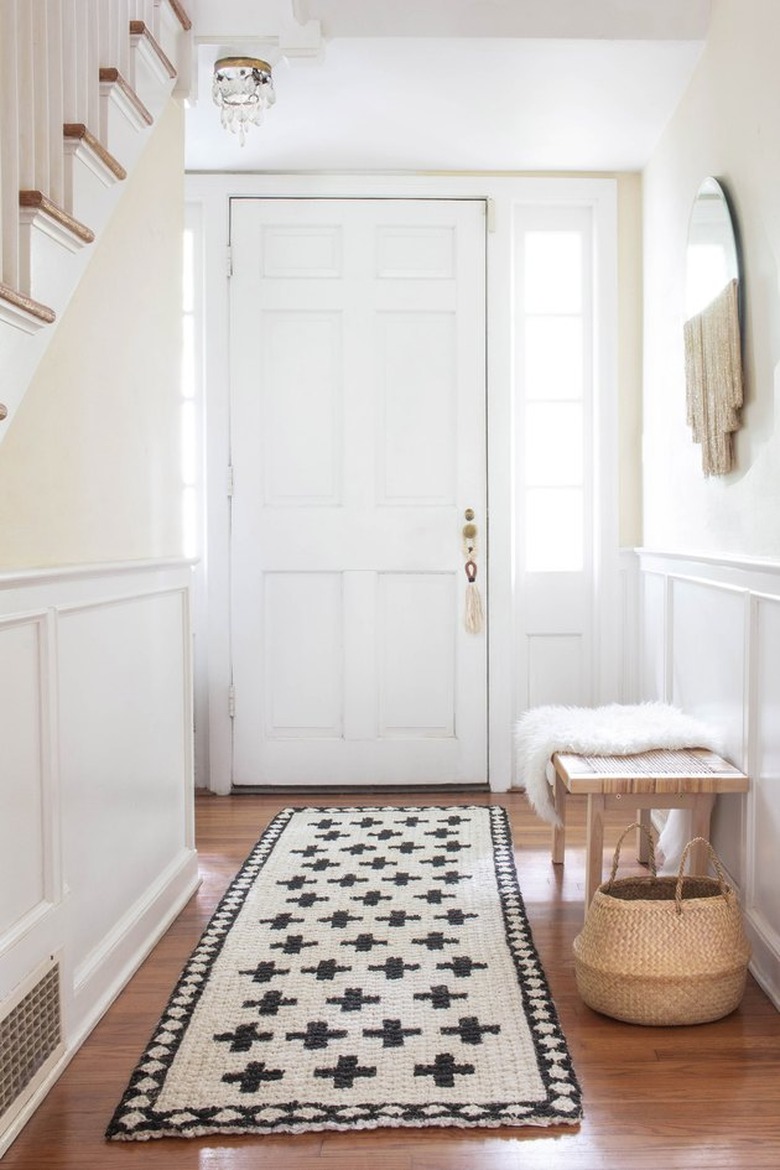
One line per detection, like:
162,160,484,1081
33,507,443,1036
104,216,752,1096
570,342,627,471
0,102,185,569
643,0,780,557
641,0,780,1008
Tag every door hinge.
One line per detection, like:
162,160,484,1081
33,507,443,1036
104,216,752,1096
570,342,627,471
227,465,235,497
227,245,233,277
228,685,236,718
485,198,496,234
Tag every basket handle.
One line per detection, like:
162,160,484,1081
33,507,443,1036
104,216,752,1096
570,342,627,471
607,821,657,884
674,838,731,914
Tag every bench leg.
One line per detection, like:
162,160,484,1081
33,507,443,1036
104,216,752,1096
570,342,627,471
585,794,606,914
689,794,716,874
637,808,652,864
552,774,566,865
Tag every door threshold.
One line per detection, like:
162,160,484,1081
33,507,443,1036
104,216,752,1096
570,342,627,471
230,783,490,795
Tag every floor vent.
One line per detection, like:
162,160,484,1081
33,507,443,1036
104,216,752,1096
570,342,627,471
0,958,63,1139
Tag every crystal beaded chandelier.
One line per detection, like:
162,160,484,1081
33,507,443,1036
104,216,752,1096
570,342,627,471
212,57,276,146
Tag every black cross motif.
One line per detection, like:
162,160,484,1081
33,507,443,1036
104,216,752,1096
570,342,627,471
243,989,297,1016
301,958,352,981
326,986,381,1013
340,932,388,953
368,828,402,841
442,839,470,853
383,871,421,887
213,1022,273,1052
375,909,421,928
327,872,368,888
222,1061,284,1092
302,857,341,872
425,828,457,840
270,934,319,955
315,830,350,842
286,891,329,908
276,875,315,890
259,912,304,931
351,889,391,906
363,1018,423,1049
350,816,384,828
435,908,478,926
414,1053,476,1088
358,856,397,871
318,909,363,929
238,960,290,984
285,1020,348,1050
340,843,377,856
413,888,455,904
398,815,423,827
431,870,472,886
411,931,459,951
436,955,488,978
314,1054,377,1089
413,983,468,1010
436,815,469,826
441,1015,501,1045
312,817,339,829
368,956,421,981
421,855,451,869
291,844,325,858
389,841,424,855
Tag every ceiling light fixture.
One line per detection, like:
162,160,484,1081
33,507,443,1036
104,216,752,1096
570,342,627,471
212,56,275,146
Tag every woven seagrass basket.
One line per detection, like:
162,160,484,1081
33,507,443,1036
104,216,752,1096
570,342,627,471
573,823,751,1026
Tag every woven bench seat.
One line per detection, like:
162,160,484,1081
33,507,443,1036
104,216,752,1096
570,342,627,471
550,747,749,915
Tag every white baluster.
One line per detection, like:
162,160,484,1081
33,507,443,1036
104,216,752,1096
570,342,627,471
17,0,35,192
62,0,79,125
47,0,65,207
0,1,21,286
88,0,101,139
118,0,130,81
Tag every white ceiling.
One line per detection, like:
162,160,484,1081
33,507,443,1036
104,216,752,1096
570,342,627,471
185,0,711,173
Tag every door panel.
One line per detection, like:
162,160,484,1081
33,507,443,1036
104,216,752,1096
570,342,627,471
229,198,486,786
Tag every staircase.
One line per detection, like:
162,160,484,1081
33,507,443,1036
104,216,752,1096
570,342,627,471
0,0,192,438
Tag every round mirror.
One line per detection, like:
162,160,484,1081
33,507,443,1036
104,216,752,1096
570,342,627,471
685,177,740,320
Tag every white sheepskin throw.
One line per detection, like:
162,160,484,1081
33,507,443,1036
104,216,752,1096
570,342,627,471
514,702,724,828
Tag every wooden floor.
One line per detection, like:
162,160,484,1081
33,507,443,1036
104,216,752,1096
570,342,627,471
5,791,780,1169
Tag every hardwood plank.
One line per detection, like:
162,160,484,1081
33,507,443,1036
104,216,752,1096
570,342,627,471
3,790,779,1169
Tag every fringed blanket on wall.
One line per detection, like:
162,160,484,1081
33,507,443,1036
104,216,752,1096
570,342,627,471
684,277,743,476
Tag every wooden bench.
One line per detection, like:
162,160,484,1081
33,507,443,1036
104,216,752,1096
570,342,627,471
550,747,749,914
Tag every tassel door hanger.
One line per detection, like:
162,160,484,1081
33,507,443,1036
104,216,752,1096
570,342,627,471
462,514,484,634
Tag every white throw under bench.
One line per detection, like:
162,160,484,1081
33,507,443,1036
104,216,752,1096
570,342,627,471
550,747,749,914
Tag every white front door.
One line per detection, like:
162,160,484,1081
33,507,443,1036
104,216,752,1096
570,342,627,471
228,198,487,786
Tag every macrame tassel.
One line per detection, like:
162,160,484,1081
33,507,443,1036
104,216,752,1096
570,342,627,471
463,559,484,634
464,581,484,634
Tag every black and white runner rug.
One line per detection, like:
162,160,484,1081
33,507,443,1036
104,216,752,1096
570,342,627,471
107,806,582,1140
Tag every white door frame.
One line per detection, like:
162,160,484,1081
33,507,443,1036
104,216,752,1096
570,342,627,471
186,173,619,796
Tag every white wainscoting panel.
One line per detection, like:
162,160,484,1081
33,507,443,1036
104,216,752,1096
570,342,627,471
752,595,780,949
637,550,780,1011
0,560,198,1157
0,616,49,943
